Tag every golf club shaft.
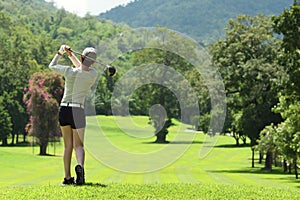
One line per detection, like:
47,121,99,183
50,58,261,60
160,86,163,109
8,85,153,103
69,49,107,67
67,48,116,76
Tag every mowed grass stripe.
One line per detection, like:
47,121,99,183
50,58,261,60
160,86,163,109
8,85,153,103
186,167,216,184
174,166,199,183
143,172,161,184
222,171,262,186
123,173,145,184
103,170,126,183
158,166,181,183
196,136,257,185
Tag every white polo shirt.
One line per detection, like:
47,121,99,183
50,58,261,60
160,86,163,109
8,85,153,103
49,60,98,105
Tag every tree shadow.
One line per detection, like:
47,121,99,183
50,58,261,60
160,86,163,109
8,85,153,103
276,175,300,183
0,142,32,147
170,141,205,144
214,143,251,148
142,140,204,145
247,158,260,161
142,141,169,144
208,167,286,175
213,168,300,186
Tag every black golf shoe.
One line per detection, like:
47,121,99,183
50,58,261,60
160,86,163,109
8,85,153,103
62,177,75,186
75,165,85,185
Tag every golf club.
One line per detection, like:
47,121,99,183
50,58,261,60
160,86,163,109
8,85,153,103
68,48,116,76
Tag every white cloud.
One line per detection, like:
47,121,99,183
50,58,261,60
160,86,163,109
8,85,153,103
46,0,133,16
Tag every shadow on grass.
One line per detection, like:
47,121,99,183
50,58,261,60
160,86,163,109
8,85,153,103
275,175,300,183
208,167,286,175
260,172,300,186
0,142,32,147
84,182,108,187
142,140,204,145
37,153,61,157
214,143,251,148
171,141,205,144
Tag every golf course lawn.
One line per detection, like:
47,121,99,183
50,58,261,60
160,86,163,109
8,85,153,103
0,115,299,199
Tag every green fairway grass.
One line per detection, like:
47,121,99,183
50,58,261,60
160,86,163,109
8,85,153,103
1,183,299,200
0,115,299,199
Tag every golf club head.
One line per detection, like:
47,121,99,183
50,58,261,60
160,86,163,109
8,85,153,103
106,65,116,76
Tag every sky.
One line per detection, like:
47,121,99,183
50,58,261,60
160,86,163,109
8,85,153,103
46,0,133,17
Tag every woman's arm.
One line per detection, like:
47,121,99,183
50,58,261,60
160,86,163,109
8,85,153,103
48,45,71,75
68,52,81,68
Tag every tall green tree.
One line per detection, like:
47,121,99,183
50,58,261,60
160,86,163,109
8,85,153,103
273,4,300,96
210,14,284,167
258,3,300,178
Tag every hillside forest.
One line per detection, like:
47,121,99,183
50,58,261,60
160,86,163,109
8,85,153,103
100,0,294,45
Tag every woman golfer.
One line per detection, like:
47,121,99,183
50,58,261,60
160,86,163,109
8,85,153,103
49,45,98,185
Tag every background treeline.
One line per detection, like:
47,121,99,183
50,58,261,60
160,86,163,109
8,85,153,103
0,0,300,178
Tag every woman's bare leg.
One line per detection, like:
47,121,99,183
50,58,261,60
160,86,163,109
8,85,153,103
61,125,73,179
73,128,85,167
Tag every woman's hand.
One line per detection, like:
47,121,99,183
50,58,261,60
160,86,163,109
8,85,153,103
65,45,73,57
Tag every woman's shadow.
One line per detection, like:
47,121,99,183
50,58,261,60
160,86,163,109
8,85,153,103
84,182,108,187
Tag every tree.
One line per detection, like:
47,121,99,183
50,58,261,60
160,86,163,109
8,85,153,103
0,96,12,146
230,111,246,146
210,14,284,167
149,104,174,143
273,4,300,96
256,3,300,178
256,124,278,171
263,3,300,178
272,97,300,179
23,72,64,155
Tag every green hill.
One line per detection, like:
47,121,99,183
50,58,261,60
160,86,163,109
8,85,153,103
99,0,293,44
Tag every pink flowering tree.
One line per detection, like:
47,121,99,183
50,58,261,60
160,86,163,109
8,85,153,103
23,72,64,155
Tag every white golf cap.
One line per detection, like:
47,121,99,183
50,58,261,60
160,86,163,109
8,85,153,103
82,47,97,60
81,47,97,67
